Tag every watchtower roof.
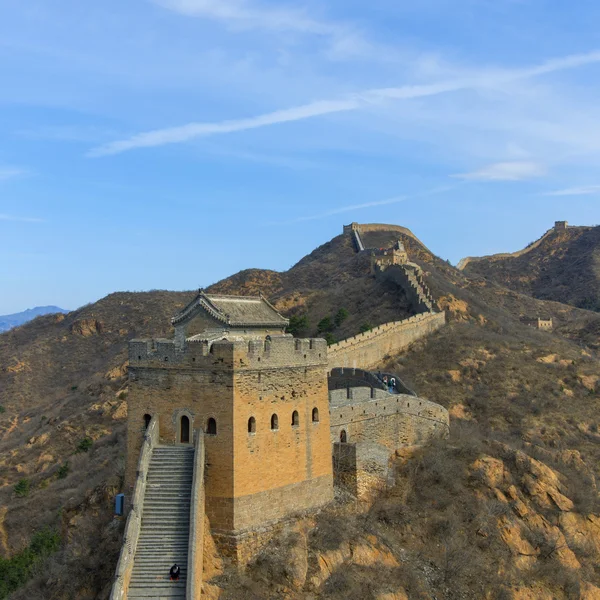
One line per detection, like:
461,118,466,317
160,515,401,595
172,291,288,328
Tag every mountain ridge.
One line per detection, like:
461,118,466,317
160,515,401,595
460,224,600,312
0,306,69,333
1,223,600,599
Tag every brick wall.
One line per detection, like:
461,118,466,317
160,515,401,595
329,387,449,449
126,335,333,537
327,311,445,370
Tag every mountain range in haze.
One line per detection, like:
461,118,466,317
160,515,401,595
0,306,69,333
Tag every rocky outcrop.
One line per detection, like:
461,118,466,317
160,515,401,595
70,319,104,336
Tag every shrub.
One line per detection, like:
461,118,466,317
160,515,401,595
76,438,93,453
334,308,349,327
359,323,373,333
0,528,60,598
317,316,334,333
57,463,70,480
286,315,308,337
14,479,30,498
0,406,5,414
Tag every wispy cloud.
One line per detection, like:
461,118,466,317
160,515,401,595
0,167,28,182
154,0,339,35
271,184,457,225
452,161,546,181
0,214,43,223
88,99,358,156
543,184,600,196
89,50,600,157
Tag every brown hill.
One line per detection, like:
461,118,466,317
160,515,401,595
461,225,600,312
1,224,600,599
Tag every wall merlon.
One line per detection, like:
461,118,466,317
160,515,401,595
328,311,445,370
129,335,328,371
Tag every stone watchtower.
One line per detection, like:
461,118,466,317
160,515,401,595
126,291,334,557
370,240,409,273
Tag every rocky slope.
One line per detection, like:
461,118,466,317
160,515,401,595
461,225,600,313
1,224,599,599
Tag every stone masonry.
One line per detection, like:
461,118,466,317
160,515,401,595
114,227,450,596
125,293,333,562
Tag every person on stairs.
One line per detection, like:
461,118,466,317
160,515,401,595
170,564,180,582
389,377,396,394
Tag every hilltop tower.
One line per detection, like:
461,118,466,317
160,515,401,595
125,292,334,558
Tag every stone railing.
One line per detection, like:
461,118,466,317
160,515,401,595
186,429,206,600
109,416,159,600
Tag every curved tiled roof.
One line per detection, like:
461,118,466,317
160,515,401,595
172,291,288,328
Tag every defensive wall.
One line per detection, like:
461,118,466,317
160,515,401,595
110,416,159,600
343,222,433,254
329,387,449,499
457,221,594,271
329,366,416,396
376,264,434,313
187,430,205,599
327,311,445,370
329,387,449,449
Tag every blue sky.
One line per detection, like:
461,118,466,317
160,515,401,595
1,0,600,314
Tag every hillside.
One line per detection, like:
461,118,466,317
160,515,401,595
461,225,600,312
209,232,414,342
0,306,69,333
1,223,600,599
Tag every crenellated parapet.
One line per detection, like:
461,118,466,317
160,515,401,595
328,312,445,370
129,335,328,371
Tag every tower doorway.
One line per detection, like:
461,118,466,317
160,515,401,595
180,415,190,443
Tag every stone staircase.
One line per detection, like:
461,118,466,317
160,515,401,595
128,445,194,599
403,266,434,311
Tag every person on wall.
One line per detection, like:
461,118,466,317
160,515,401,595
170,564,180,582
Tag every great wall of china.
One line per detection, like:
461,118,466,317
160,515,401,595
110,223,448,599
457,221,593,271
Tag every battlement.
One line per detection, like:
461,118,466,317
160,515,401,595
329,387,448,424
343,222,361,234
328,312,445,370
329,312,442,352
129,335,328,370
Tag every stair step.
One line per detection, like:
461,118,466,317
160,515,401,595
126,445,195,597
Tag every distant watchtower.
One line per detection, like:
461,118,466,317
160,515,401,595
126,291,333,558
555,221,568,230
370,240,409,273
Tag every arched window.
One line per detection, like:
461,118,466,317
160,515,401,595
143,414,152,430
207,417,217,436
248,417,256,434
291,410,299,427
340,430,347,443
312,407,319,423
271,414,279,430
180,415,190,443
